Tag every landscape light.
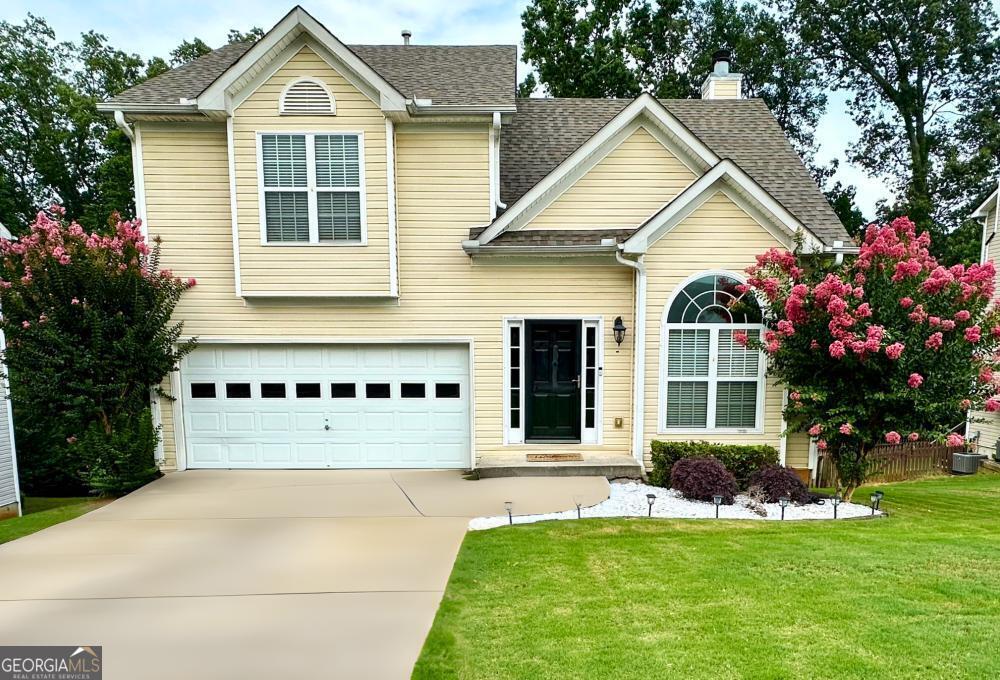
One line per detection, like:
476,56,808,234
778,496,790,521
712,494,723,519
873,490,884,510
831,493,842,520
870,493,878,515
504,501,513,525
576,501,582,520
646,493,656,518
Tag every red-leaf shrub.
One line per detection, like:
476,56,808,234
670,457,737,504
747,465,811,504
738,217,1000,498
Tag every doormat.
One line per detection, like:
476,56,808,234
526,453,584,462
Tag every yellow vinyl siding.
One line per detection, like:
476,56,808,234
233,46,390,294
141,123,635,469
642,191,790,468
710,79,740,99
972,204,1000,459
784,432,811,470
523,127,697,230
985,206,1000,277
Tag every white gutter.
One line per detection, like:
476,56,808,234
492,112,507,211
616,250,647,466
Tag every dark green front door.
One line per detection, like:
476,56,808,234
526,321,581,441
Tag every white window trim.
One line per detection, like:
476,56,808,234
657,270,766,435
255,130,367,247
502,316,604,446
279,77,336,115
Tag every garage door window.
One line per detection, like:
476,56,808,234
401,383,425,398
296,383,321,398
366,383,391,399
191,383,216,399
226,383,252,399
435,383,460,399
261,383,286,398
331,383,356,398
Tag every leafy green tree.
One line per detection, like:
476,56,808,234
0,209,196,494
169,37,212,66
779,0,1000,258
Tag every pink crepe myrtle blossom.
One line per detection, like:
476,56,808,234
826,296,848,315
71,298,80,305
790,391,801,401
959,399,972,411
946,433,965,447
884,431,901,445
928,316,941,327
808,424,822,437
924,332,943,351
817,439,828,451
187,278,197,287
829,341,846,359
885,342,904,360
732,330,749,347
907,304,927,323
986,396,1000,413
992,326,1000,339
839,423,854,435
940,319,955,331
777,320,795,336
899,297,914,309
809,339,820,350
66,436,77,444
21,320,30,329
980,368,994,383
955,310,971,322
853,286,864,299
908,373,924,388
855,302,872,318
908,432,920,442
964,326,982,343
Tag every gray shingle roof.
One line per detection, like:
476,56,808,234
103,42,516,108
500,98,849,245
468,227,634,247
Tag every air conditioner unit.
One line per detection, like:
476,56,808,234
952,452,984,475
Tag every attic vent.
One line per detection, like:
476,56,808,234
279,79,336,115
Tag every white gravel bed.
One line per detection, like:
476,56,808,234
468,480,881,530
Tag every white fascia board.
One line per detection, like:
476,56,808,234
971,183,999,219
197,7,406,115
621,159,822,254
475,93,719,246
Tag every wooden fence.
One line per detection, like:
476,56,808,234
814,442,962,487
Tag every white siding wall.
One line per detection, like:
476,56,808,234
0,364,19,516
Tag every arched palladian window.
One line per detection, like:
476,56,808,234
661,272,765,432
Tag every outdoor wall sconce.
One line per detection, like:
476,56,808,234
778,496,790,520
504,500,513,525
712,494,723,518
831,493,842,519
646,493,656,518
613,316,627,347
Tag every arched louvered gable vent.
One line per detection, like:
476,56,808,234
279,78,336,115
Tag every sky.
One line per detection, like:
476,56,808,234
2,0,893,214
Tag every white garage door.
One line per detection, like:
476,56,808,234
181,344,471,469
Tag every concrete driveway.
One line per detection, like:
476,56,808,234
0,470,608,679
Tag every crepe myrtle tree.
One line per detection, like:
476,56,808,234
734,217,1000,500
0,208,196,495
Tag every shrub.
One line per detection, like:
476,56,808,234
747,465,811,504
649,440,778,489
669,457,738,504
0,209,195,494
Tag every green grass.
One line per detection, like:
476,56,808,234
0,496,108,545
415,474,1000,679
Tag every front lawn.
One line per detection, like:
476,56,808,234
415,474,1000,679
0,496,108,545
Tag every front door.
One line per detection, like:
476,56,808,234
525,321,581,441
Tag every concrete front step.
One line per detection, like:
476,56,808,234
475,457,643,480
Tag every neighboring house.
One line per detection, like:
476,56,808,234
97,6,852,478
0,223,21,518
968,180,1000,458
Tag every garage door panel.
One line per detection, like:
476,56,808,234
183,344,471,469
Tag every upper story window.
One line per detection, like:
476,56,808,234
258,132,365,245
279,78,336,115
661,273,765,432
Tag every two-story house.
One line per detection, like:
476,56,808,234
968,180,1000,457
98,5,852,479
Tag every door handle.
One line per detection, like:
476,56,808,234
572,375,580,387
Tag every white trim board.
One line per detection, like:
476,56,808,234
622,159,825,254
475,94,719,246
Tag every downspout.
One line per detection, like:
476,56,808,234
113,110,135,142
616,250,646,466
492,112,507,211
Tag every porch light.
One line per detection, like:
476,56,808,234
504,501,513,525
613,316,627,347
778,496,790,521
646,493,656,518
712,494,723,519
831,493,842,519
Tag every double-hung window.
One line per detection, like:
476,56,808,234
662,273,765,432
258,132,365,244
